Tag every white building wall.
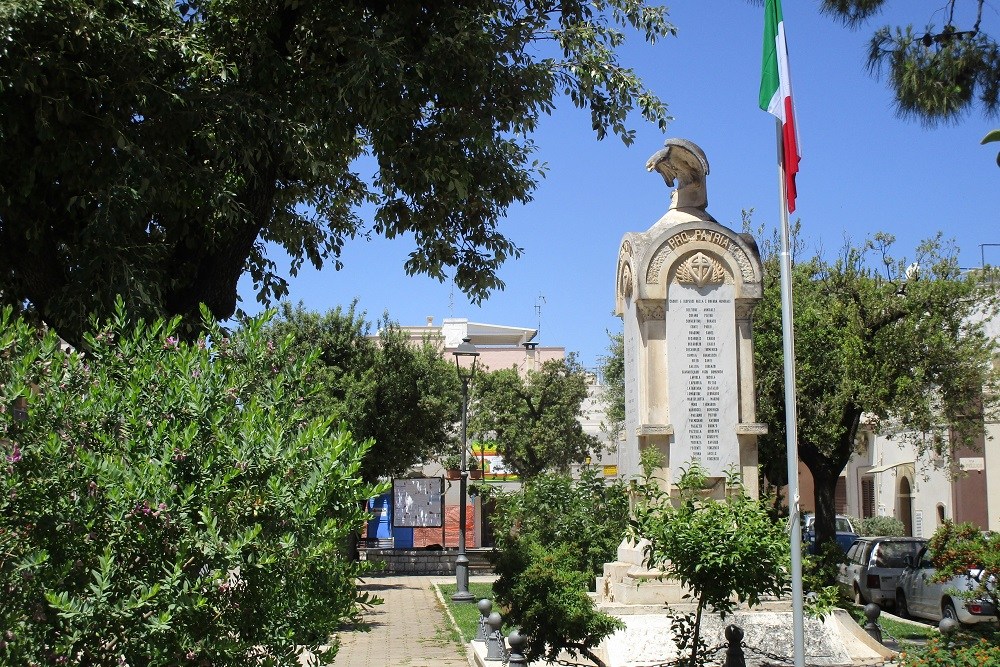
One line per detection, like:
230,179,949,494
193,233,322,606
851,432,970,537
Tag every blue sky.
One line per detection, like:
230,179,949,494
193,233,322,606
238,2,1000,372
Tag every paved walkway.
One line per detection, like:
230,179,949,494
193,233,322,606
326,575,479,667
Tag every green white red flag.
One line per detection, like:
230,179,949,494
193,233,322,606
759,0,800,213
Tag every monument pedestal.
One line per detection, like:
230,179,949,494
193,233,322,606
596,539,690,607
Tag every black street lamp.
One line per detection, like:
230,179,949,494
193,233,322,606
452,336,479,602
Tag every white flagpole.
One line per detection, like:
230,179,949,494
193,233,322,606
774,117,805,667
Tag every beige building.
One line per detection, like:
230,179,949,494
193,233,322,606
400,316,563,372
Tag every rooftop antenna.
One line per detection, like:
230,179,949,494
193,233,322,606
449,278,455,317
535,294,546,340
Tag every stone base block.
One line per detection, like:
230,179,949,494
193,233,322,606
600,607,893,667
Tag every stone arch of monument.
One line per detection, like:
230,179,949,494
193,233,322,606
616,225,762,314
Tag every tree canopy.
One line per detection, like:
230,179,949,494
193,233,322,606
259,302,461,482
754,231,999,549
597,329,626,442
819,0,1000,123
471,355,601,479
0,0,673,347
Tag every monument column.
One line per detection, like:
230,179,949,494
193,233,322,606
735,300,763,499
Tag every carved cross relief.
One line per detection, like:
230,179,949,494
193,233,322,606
674,251,726,288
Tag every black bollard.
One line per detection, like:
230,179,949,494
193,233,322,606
863,603,883,644
475,599,492,642
485,612,505,661
724,624,746,667
507,629,528,667
939,616,959,638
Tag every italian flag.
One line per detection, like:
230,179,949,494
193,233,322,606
759,0,800,213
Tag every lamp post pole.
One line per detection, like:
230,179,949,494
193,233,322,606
452,337,478,602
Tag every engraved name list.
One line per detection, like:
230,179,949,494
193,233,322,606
666,283,739,476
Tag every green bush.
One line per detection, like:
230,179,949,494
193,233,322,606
0,304,381,666
856,515,906,537
489,470,629,666
632,463,790,667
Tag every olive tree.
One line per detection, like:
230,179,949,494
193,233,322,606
754,231,999,551
471,355,602,479
259,302,461,483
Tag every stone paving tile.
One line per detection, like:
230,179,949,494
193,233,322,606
327,575,473,667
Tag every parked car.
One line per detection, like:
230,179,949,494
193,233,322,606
895,546,998,626
837,537,926,607
803,513,859,554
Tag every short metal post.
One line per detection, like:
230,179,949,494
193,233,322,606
475,599,492,642
485,612,505,661
507,629,528,667
724,624,746,667
863,603,882,644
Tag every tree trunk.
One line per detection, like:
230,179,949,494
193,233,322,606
688,601,704,667
800,405,860,551
810,466,841,550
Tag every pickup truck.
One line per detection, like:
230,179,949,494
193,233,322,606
803,513,859,555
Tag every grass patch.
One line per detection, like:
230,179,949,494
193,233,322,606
846,606,938,642
879,616,938,642
437,582,500,642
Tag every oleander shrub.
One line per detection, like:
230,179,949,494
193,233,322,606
0,303,381,666
927,521,1000,630
897,634,1000,667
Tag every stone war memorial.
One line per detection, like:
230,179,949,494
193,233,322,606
614,138,765,496
590,140,893,667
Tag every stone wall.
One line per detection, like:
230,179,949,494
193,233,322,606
361,548,493,575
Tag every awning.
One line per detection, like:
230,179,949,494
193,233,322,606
865,461,915,475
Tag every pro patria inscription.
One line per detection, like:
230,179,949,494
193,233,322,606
666,282,739,476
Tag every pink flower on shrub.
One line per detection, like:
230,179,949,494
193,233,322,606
163,336,179,350
5,444,21,463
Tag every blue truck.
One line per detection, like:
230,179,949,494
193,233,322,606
803,513,859,555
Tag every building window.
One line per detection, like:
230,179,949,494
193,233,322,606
835,477,848,515
861,477,875,518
